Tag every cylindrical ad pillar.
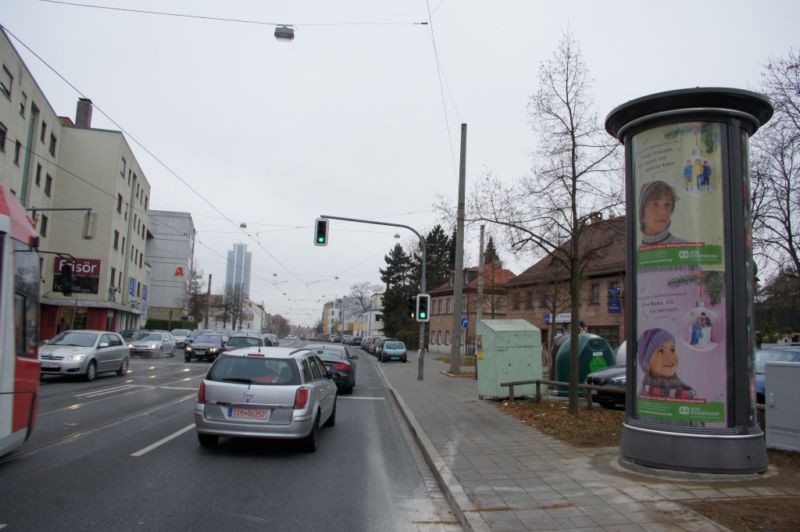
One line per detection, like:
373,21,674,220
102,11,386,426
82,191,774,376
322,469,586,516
606,88,773,473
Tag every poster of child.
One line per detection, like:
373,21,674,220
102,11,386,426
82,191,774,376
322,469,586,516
638,180,686,247
638,328,696,399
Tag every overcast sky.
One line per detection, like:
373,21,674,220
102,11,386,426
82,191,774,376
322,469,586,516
3,0,798,326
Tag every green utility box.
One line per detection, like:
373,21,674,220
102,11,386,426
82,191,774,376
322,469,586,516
552,333,616,396
476,319,542,400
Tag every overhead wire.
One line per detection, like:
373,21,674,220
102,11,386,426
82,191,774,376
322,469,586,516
38,1,428,27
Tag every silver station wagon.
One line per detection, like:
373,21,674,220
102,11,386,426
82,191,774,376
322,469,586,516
194,347,337,452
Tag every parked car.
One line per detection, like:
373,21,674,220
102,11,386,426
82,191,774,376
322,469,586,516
40,330,129,381
373,337,397,357
379,340,408,363
755,346,800,404
129,331,176,357
195,347,337,452
307,346,358,394
585,365,626,409
185,333,227,362
171,329,192,348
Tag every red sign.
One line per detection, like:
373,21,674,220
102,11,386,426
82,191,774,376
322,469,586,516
55,257,101,277
175,266,185,277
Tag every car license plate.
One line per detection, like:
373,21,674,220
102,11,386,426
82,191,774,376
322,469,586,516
41,362,59,369
229,407,269,420
591,390,598,396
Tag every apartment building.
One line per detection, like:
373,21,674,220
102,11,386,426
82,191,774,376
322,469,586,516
505,216,627,351
146,210,196,322
1,28,61,247
39,100,152,337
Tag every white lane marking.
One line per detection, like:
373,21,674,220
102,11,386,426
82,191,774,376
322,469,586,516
75,384,146,398
131,424,195,457
160,386,198,391
338,396,385,400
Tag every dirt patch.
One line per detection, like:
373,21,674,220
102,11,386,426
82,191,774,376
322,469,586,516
497,398,800,531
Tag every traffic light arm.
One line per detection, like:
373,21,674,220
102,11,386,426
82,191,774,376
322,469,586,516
320,214,428,380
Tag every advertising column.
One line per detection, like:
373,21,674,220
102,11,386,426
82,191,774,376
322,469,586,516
606,88,772,474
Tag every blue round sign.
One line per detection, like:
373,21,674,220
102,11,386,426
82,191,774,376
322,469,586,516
461,317,468,328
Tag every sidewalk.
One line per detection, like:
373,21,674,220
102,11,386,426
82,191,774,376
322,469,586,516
375,355,799,531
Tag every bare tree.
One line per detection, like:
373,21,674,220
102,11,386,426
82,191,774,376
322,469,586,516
468,30,622,414
348,282,383,314
752,48,800,275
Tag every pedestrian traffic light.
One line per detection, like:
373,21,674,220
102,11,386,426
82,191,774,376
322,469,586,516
416,294,430,322
314,218,328,246
407,296,416,319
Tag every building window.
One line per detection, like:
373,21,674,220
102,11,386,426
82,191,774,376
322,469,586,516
591,283,600,305
39,215,48,237
0,65,12,98
0,121,6,152
113,230,119,250
14,140,22,165
44,174,53,197
445,331,451,345
19,91,27,116
590,326,620,349
121,157,126,177
139,254,143,268
49,133,57,157
110,267,116,288
511,290,521,310
118,271,122,289
446,298,451,314
117,194,123,213
35,163,42,185
144,195,148,210
40,121,47,143
121,237,126,253
525,290,534,309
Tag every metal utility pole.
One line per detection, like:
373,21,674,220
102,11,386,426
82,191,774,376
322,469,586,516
449,124,467,374
476,225,485,380
204,273,212,329
320,214,427,380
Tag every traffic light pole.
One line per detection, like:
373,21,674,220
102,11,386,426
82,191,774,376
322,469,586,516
320,214,427,380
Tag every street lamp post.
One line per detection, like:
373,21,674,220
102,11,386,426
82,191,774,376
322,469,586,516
320,214,427,380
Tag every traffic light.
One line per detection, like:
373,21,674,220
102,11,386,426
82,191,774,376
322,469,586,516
416,294,430,322
407,297,416,319
314,218,328,246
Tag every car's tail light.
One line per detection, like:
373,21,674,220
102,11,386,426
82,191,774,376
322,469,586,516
197,381,206,403
332,362,349,371
294,386,310,409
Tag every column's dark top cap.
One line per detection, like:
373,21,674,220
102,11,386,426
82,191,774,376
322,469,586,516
605,87,773,139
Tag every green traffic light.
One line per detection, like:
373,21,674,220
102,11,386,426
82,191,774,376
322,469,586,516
419,312,426,319
317,236,325,243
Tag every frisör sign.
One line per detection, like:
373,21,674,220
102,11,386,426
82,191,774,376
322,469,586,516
53,257,101,294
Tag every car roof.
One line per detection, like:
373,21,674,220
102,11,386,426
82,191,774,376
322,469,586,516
63,329,118,335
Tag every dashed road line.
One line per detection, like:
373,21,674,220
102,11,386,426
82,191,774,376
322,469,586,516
131,424,196,457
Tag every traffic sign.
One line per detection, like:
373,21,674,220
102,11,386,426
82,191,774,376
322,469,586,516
461,317,468,329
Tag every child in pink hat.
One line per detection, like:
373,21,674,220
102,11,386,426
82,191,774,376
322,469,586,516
638,328,695,399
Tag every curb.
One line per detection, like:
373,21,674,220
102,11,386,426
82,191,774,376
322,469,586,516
374,362,489,532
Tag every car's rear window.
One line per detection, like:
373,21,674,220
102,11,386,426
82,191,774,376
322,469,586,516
209,355,300,385
385,341,405,349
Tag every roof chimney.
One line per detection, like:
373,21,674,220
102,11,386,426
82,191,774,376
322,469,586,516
76,98,93,128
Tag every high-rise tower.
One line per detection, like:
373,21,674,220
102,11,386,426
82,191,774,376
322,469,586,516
225,243,252,301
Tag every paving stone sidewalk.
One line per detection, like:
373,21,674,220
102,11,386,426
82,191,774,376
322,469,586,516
375,355,799,531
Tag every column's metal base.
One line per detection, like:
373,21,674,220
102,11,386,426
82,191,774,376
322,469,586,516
620,422,768,474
